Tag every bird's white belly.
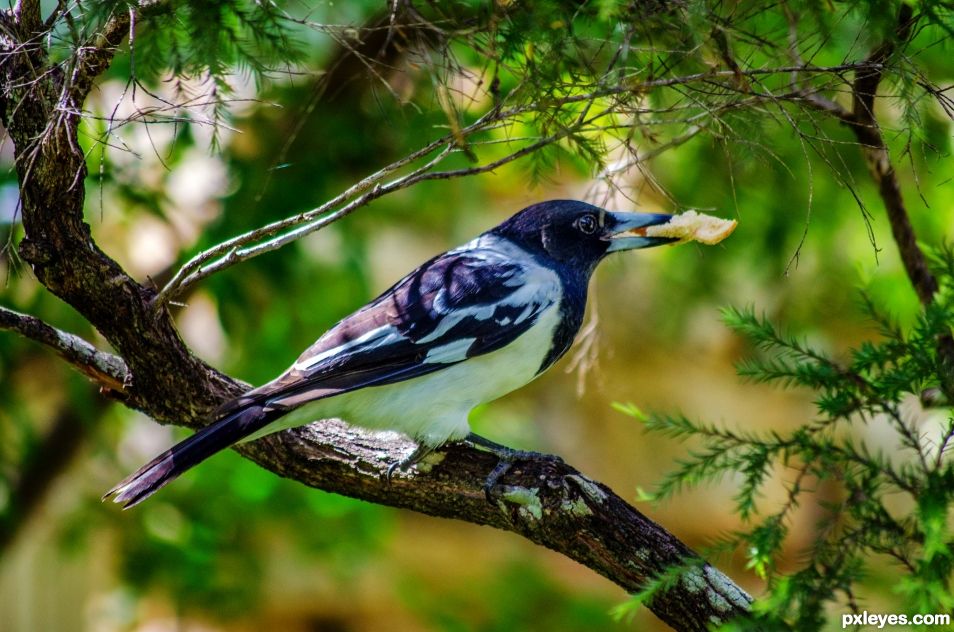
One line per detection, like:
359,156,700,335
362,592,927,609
264,305,562,446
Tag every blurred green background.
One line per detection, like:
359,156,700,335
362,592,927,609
1,2,953,631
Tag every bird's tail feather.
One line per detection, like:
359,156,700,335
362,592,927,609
104,402,277,509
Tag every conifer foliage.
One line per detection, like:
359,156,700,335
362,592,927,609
618,247,954,627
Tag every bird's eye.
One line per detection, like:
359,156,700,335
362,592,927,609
576,214,598,235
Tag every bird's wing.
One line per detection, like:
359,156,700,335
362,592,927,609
242,245,560,410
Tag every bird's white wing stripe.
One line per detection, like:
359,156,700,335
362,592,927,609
431,287,500,319
418,302,498,343
422,337,476,364
432,288,449,313
512,266,562,323
293,325,404,371
513,303,536,324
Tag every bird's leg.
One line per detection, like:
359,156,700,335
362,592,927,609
464,433,563,502
384,443,435,484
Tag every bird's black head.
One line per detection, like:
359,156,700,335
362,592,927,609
491,200,674,274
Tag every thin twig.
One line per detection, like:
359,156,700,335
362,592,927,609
153,132,457,306
0,305,129,391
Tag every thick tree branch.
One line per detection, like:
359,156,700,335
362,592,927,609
0,305,129,392
231,418,754,631
12,0,41,37
0,0,238,427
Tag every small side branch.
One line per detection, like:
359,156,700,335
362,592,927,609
842,5,938,306
0,305,129,392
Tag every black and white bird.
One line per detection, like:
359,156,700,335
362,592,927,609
106,200,674,508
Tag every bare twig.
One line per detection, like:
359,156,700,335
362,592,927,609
0,305,129,391
153,101,612,306
153,133,456,306
43,0,74,31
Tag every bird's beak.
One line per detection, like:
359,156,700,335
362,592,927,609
603,211,677,252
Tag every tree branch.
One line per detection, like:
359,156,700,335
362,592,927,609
1,0,239,432
67,14,130,102
841,5,939,307
153,137,456,306
795,6,934,302
234,418,754,631
0,305,128,392
66,2,164,105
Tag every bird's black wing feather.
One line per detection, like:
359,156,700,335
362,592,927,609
247,245,558,408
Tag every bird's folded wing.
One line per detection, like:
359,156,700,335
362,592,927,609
239,248,559,410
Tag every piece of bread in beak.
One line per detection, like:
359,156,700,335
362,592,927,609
645,210,737,245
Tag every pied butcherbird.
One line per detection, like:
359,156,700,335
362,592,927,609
106,200,674,508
